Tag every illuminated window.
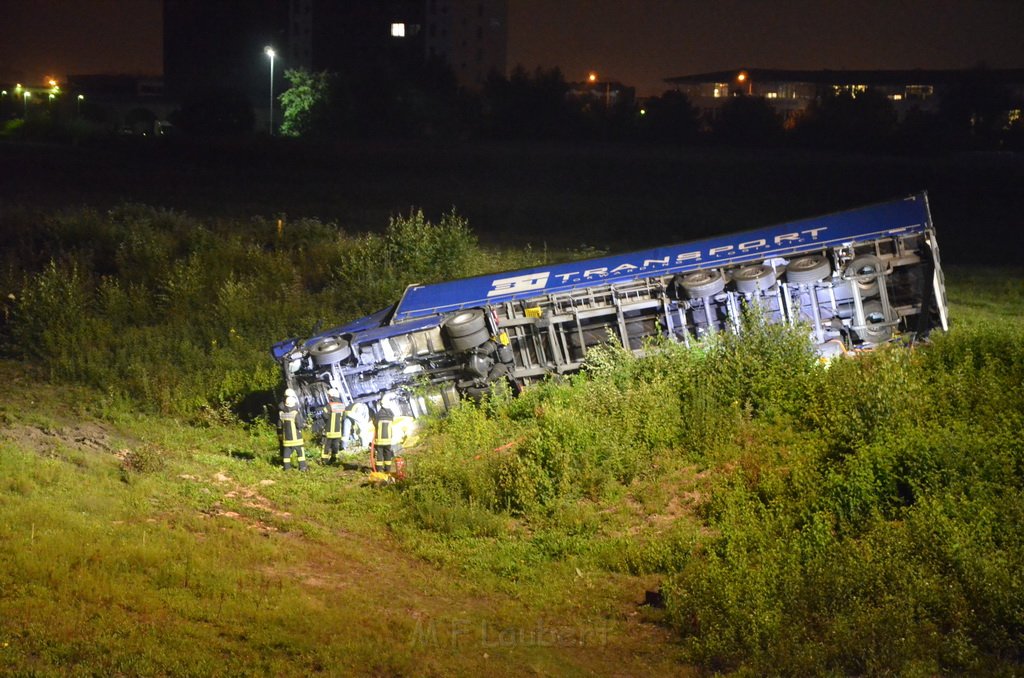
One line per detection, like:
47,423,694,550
889,94,903,101
713,87,721,98
905,85,934,100
1009,109,1022,125
391,22,406,37
766,92,778,99
832,84,867,97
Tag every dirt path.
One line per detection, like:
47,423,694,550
189,468,691,676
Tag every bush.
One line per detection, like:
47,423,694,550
3,204,489,419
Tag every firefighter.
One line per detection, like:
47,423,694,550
321,388,345,465
374,406,399,475
279,389,308,471
341,402,370,454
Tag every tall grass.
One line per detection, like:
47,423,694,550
397,305,1024,674
4,203,1023,673
0,204,577,419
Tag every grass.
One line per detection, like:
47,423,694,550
0,363,689,676
2,271,1022,673
1,181,1023,673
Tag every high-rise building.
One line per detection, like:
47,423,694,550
164,0,507,100
424,0,508,88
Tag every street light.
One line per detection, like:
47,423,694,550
23,91,30,117
737,71,752,95
77,94,84,115
264,46,276,134
588,71,611,108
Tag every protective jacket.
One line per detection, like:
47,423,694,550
280,405,305,447
375,409,394,446
325,398,345,439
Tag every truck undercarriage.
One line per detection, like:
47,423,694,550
271,193,948,427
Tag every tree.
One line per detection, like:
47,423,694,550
173,88,254,136
640,90,701,144
279,69,350,139
711,95,784,146
479,65,580,140
940,66,1017,149
793,89,897,151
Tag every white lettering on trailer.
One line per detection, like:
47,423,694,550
488,272,551,297
485,227,830,294
675,251,702,263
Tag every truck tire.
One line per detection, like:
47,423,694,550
309,337,352,366
450,327,490,351
786,255,832,284
681,269,726,298
445,309,487,338
858,300,893,344
846,255,882,297
732,264,777,294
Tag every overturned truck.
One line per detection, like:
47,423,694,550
272,192,949,425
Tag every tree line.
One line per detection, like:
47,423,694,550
256,63,1022,153
5,62,1020,153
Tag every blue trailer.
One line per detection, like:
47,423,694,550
272,192,948,424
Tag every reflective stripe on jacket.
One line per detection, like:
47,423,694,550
325,401,344,439
280,410,303,447
375,419,393,446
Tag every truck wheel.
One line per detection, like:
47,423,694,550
450,327,490,351
309,337,352,366
445,309,487,338
858,300,893,344
786,255,832,284
846,255,882,297
732,264,777,294
681,269,726,298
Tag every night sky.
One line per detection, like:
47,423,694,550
508,0,1024,95
2,0,1023,95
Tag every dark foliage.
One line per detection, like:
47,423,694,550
793,89,898,151
712,94,785,146
172,87,255,136
638,90,701,144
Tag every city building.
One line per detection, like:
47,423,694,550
424,0,508,89
163,0,507,131
665,67,1024,124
